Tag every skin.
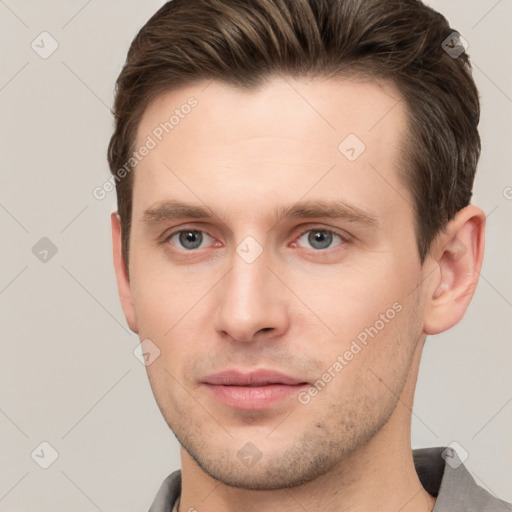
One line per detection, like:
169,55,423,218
112,76,485,512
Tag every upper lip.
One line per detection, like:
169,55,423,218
202,369,307,387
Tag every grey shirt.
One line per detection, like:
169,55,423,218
148,447,511,511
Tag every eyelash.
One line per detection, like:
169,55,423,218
162,226,350,252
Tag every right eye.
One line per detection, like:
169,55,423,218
167,230,214,250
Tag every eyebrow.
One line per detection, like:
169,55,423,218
141,199,378,227
142,200,213,225
274,200,378,226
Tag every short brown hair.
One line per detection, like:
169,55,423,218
107,0,480,268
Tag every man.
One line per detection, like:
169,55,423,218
107,0,511,510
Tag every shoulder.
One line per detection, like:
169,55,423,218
148,470,181,512
413,447,511,512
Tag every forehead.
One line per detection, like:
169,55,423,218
132,76,410,224
136,75,406,154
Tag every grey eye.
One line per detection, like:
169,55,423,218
172,230,206,250
297,230,342,250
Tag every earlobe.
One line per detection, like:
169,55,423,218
111,212,139,334
423,205,485,335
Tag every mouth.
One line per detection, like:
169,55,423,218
201,369,309,410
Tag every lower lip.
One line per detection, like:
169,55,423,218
203,383,307,410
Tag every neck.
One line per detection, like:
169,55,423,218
178,343,435,512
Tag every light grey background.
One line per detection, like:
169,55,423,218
1,1,511,510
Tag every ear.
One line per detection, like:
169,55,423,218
423,205,485,335
111,212,139,334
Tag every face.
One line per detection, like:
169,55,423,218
122,77,430,488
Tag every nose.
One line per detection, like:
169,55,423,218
213,252,290,343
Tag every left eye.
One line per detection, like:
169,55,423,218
296,230,344,250
169,230,213,250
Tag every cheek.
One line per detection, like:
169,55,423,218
129,249,209,334
129,266,217,388
288,257,422,381
285,258,409,337
302,295,422,416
